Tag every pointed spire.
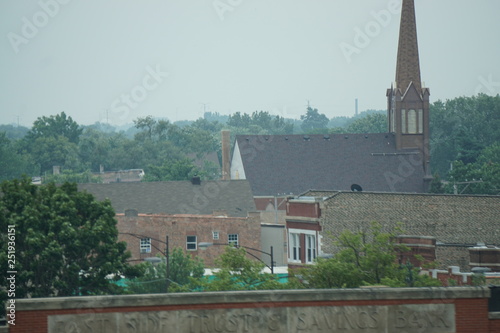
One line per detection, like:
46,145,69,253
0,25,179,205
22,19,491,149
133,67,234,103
395,0,421,92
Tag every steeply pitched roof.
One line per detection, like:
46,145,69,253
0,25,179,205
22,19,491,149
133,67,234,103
78,180,256,217
234,133,425,196
395,0,422,92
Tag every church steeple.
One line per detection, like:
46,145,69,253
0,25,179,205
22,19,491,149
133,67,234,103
387,0,432,188
395,0,422,92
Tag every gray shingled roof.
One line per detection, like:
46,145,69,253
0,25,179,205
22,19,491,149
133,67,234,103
78,180,256,217
234,133,426,196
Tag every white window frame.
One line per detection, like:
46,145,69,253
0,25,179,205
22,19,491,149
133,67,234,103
288,229,319,264
212,231,219,240
289,232,301,263
228,234,239,246
305,234,317,264
140,238,151,253
186,235,197,251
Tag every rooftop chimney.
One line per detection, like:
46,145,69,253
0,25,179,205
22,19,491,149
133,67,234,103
221,130,231,180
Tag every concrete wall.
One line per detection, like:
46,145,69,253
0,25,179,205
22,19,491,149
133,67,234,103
9,287,499,333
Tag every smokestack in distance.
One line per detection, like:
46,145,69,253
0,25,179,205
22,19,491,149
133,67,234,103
221,130,231,180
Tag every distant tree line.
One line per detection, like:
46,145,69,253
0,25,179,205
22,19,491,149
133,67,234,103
1,94,499,194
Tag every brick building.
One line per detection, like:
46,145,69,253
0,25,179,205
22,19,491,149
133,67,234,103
287,191,500,271
117,210,261,267
78,179,265,267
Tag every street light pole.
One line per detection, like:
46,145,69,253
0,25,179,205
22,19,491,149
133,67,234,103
165,235,169,292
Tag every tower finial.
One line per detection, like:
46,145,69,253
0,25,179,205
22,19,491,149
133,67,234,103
395,0,422,92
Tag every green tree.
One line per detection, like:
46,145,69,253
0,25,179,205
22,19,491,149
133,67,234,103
428,172,445,194
335,223,402,284
202,246,283,291
0,124,29,140
300,258,362,288
300,223,442,289
142,158,201,182
29,135,81,174
0,133,36,181
0,177,137,300
430,94,500,177
78,128,113,172
300,107,329,133
128,248,204,293
21,112,85,174
25,111,83,144
345,113,387,133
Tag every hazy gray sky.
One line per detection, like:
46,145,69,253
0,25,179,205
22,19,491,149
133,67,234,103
1,0,499,127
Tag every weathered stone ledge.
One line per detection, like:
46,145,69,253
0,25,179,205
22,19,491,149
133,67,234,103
15,286,490,311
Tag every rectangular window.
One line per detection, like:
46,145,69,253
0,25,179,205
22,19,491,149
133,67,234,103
306,234,316,264
186,235,197,251
140,238,151,253
289,233,301,262
228,234,238,246
212,231,219,240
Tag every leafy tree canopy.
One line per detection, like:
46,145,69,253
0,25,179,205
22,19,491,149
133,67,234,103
300,223,441,289
200,246,295,291
0,133,36,181
300,106,329,133
25,111,83,144
0,177,138,300
344,113,387,133
127,248,204,293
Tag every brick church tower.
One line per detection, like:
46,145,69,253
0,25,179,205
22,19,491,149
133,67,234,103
387,0,432,184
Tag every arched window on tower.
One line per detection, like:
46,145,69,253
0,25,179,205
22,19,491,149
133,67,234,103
408,109,417,134
418,109,423,133
401,109,406,133
391,109,395,132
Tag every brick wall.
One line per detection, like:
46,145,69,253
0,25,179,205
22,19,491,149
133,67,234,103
8,287,499,333
116,211,261,267
286,201,321,218
319,192,500,271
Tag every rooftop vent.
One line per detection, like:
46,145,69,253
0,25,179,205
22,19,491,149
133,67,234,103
191,176,201,185
351,184,363,192
323,135,330,140
303,135,310,141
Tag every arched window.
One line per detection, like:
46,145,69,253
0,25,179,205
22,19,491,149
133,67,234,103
418,109,423,133
401,110,406,133
391,109,395,132
408,109,417,134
